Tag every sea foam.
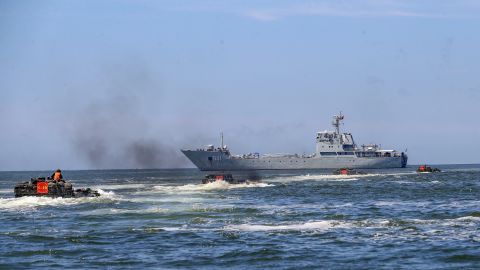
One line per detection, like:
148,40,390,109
0,189,117,211
153,181,273,193
225,220,349,232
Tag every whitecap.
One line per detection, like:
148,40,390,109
452,215,480,222
225,220,349,232
132,226,186,232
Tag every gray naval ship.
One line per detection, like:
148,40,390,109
181,113,407,170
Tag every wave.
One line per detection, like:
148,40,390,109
374,200,480,209
153,181,274,193
90,184,147,190
0,189,11,194
80,206,168,216
442,168,480,173
0,189,117,211
225,214,480,233
131,226,186,232
225,220,350,232
268,174,361,182
267,171,417,183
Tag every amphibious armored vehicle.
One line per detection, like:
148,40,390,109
202,174,257,184
416,165,441,173
332,168,367,175
14,177,100,198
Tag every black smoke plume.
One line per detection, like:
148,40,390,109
71,95,189,169
69,62,190,169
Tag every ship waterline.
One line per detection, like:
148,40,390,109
181,113,407,171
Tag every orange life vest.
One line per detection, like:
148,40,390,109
53,172,62,181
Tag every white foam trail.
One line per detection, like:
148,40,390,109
225,220,349,232
96,189,116,198
254,203,354,215
90,184,147,190
0,189,117,211
82,206,168,216
443,168,480,172
374,201,431,207
126,196,210,204
268,174,363,182
369,216,480,228
132,226,187,232
267,171,417,183
153,181,273,193
450,216,480,222
374,200,480,209
0,196,78,210
226,215,480,233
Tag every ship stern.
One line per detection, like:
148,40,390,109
401,152,408,168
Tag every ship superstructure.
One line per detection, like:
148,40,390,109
181,113,407,170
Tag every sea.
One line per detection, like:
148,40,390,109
0,165,479,269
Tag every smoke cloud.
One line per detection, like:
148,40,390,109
69,62,190,169
71,95,190,169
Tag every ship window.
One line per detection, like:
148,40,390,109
320,152,337,156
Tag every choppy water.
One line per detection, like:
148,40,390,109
1,165,479,269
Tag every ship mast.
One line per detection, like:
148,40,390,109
332,112,344,135
220,132,224,150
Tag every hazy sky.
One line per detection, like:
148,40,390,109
1,0,480,170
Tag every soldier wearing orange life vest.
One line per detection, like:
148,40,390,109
51,169,63,181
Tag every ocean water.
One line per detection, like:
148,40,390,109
0,165,479,269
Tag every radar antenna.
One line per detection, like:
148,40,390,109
332,112,344,135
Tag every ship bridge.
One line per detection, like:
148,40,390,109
315,131,356,154
315,113,357,156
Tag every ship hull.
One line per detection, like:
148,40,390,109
181,150,407,171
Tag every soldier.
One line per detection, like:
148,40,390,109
51,169,63,181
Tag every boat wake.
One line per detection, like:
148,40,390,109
91,183,147,190
0,189,116,211
268,174,361,182
153,181,274,193
267,172,416,183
